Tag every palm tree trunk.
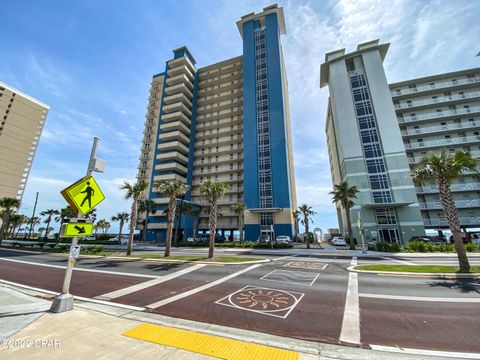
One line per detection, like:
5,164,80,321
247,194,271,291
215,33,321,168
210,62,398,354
164,197,176,257
438,178,470,271
193,217,198,241
117,220,123,243
208,202,217,259
0,213,10,245
142,213,149,243
239,214,244,243
305,218,310,249
345,206,355,250
45,217,52,239
126,201,137,256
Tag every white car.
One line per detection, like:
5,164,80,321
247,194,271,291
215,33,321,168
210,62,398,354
331,237,347,246
275,235,292,244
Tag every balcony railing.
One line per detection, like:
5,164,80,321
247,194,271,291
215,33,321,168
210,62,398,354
404,135,480,150
391,76,480,97
398,106,480,124
416,182,480,193
419,199,480,209
401,121,479,136
394,91,480,110
408,150,480,164
423,217,480,226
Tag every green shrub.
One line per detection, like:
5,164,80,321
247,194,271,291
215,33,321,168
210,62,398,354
80,246,104,255
376,241,401,252
37,242,46,250
47,243,57,250
58,245,70,253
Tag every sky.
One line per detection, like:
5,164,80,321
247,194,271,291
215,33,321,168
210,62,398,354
1,0,479,233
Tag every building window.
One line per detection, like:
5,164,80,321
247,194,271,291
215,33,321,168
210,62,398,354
366,158,386,173
364,143,382,158
369,174,389,189
372,190,392,204
375,208,397,224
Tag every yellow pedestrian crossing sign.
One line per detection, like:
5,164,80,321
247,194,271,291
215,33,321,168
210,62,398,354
63,222,94,237
61,176,105,216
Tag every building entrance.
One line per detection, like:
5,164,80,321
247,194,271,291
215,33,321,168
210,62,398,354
378,228,400,243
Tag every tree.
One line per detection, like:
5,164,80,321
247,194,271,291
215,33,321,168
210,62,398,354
111,212,129,243
138,199,156,242
40,209,60,240
298,204,316,249
190,207,200,241
120,180,148,256
8,214,25,238
95,219,110,234
330,181,359,250
231,203,246,243
55,206,75,241
154,179,189,257
85,208,97,223
292,209,301,243
37,227,46,239
174,201,191,245
200,180,229,259
27,216,41,239
0,197,20,244
412,149,479,272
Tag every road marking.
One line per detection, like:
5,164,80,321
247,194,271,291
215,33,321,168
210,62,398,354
381,256,416,265
0,278,145,311
339,256,360,345
260,269,319,287
146,264,262,309
322,264,328,270
95,264,207,300
370,344,480,359
0,256,160,279
360,293,480,303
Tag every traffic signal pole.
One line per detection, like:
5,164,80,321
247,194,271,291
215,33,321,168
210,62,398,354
51,137,100,313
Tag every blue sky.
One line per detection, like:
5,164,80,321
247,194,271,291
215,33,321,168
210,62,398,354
1,0,479,232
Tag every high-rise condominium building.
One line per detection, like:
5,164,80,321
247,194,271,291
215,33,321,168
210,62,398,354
0,82,49,201
321,40,480,244
137,4,296,242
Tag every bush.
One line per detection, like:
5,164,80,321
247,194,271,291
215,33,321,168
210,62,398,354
96,234,115,241
58,245,70,253
376,241,401,252
36,242,46,250
47,243,57,250
80,246,104,255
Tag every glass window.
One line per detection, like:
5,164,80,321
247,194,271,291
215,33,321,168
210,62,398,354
375,208,397,224
366,158,386,173
372,190,392,204
363,143,383,158
361,129,379,144
369,174,389,189
358,115,376,130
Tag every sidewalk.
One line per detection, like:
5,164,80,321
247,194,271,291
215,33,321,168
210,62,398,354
0,284,449,360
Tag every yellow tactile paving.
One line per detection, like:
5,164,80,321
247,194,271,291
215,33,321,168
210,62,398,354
122,323,299,360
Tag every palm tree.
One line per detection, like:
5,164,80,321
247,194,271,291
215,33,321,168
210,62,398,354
0,197,20,244
298,204,316,249
330,181,359,250
231,203,246,243
190,208,200,241
8,213,24,238
40,209,60,240
27,216,41,239
138,199,156,242
111,212,129,243
37,227,46,239
55,206,75,241
154,179,189,257
412,149,479,272
200,180,229,259
174,201,191,245
292,209,301,243
120,180,148,256
95,219,106,235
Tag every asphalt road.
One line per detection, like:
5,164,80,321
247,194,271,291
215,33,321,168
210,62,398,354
0,248,479,356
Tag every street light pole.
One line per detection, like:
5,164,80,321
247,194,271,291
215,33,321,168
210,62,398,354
358,210,367,254
51,137,100,313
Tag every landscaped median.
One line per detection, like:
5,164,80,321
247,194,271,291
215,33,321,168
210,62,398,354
121,254,267,264
351,264,480,277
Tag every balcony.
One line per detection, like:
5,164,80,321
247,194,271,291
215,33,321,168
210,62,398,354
391,76,480,97
163,93,193,107
157,140,189,155
164,83,193,98
155,162,188,175
162,102,192,117
394,91,480,110
404,135,480,150
156,151,188,164
167,65,194,81
401,121,480,136
423,217,480,227
166,74,194,89
416,182,480,194
419,199,480,209
161,111,191,125
153,173,186,182
167,56,195,74
159,130,190,145
408,150,480,164
160,121,190,135
398,106,480,124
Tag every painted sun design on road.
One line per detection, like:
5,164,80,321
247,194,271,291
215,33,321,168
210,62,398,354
230,288,295,311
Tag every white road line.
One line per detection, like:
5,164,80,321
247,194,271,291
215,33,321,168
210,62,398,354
370,344,480,359
260,269,320,287
360,293,480,303
381,256,416,265
0,278,145,311
0,257,160,279
95,264,207,300
146,263,262,309
322,264,328,270
339,256,360,344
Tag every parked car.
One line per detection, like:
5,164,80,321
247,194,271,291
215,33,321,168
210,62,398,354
275,235,292,244
256,233,272,244
409,236,432,243
449,233,470,243
81,236,96,241
194,234,210,244
215,234,226,243
331,237,347,246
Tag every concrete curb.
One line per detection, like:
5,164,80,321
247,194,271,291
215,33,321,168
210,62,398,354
348,265,480,278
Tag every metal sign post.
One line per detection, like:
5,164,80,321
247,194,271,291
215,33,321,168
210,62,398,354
51,137,104,313
358,211,367,254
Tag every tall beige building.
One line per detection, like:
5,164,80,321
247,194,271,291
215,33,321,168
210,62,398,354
0,82,49,201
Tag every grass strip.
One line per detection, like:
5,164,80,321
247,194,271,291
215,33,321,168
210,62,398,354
355,264,480,273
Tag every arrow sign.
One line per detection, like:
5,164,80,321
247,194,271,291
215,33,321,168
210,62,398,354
63,223,94,237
